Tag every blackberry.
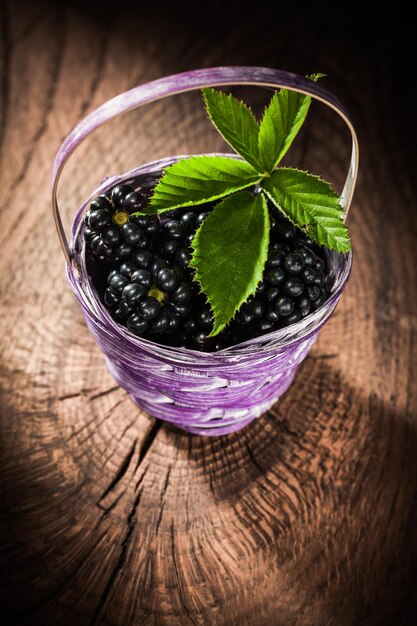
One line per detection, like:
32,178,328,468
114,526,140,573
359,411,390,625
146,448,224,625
267,243,289,268
164,220,186,240
103,252,197,338
160,239,179,258
84,184,159,264
155,267,179,292
126,315,149,335
298,296,312,318
266,286,279,302
284,252,305,275
286,310,302,324
157,205,213,262
301,267,317,285
265,306,280,323
130,214,160,236
236,298,264,325
180,211,198,228
265,267,285,286
111,184,136,209
295,245,315,266
223,205,332,341
283,277,304,298
85,178,333,352
274,220,297,241
275,296,295,316
175,247,191,268
138,297,161,320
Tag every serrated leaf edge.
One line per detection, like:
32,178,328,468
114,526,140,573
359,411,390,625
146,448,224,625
261,167,351,252
134,155,262,214
189,193,270,337
258,90,312,173
266,166,341,198
202,88,263,172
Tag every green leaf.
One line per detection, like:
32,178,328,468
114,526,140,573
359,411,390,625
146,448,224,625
261,168,351,252
190,191,270,337
144,155,262,213
258,88,311,172
202,88,262,171
257,74,324,172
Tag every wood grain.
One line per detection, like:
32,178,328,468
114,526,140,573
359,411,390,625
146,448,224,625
1,2,416,624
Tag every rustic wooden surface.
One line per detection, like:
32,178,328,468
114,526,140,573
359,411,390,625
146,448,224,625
1,2,416,624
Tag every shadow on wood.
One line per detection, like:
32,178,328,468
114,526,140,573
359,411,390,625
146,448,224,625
1,351,417,625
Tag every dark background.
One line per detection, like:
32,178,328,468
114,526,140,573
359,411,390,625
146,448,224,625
47,0,417,194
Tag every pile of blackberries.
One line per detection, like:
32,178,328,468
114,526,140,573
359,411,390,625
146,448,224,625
83,178,332,351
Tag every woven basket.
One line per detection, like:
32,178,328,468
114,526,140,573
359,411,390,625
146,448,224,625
52,67,358,436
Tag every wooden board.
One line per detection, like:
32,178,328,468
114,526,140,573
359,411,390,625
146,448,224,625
1,2,416,624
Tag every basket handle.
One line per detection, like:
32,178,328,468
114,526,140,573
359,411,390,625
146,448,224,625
52,66,359,266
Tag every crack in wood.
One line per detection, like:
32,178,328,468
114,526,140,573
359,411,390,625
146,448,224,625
306,353,338,361
58,390,86,401
97,490,125,519
155,466,171,532
89,488,143,626
97,422,158,518
98,438,138,505
97,418,139,474
89,385,120,401
272,417,299,438
0,4,67,217
245,442,265,475
133,420,162,475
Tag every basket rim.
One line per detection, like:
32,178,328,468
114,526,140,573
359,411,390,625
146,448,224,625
68,154,352,361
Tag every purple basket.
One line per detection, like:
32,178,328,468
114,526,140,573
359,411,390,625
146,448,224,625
52,67,358,436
